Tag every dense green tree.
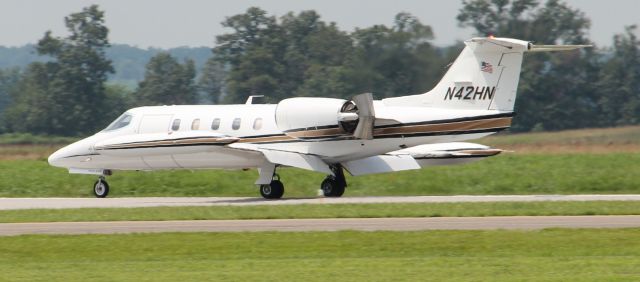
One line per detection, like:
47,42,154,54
458,0,598,131
104,83,134,121
279,11,354,98
596,26,640,126
197,57,226,103
349,13,444,98
3,63,57,134
214,7,285,103
134,53,197,105
0,68,20,119
3,5,114,135
214,8,444,103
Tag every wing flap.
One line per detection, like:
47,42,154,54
259,150,333,175
342,154,420,176
229,143,333,174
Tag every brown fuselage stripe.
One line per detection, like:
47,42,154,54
98,137,236,150
285,127,345,139
95,117,512,149
373,117,511,136
281,117,512,140
237,135,296,143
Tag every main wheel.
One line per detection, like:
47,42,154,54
260,180,284,199
93,179,110,198
321,177,345,197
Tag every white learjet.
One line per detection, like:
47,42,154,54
48,37,589,198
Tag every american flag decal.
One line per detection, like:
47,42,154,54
481,61,493,73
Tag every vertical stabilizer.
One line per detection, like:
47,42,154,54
383,37,590,112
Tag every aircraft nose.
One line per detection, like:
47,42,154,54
47,138,95,168
48,146,69,168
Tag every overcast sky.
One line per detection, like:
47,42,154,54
1,0,638,48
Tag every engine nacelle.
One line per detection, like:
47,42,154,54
275,97,357,139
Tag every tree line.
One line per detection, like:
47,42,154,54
0,44,211,87
0,0,639,136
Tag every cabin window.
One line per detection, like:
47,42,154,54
253,118,263,130
103,113,133,131
171,119,181,131
232,118,241,130
191,119,200,130
211,118,221,130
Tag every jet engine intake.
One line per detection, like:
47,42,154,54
275,97,349,139
275,94,376,140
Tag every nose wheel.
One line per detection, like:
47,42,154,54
93,176,110,198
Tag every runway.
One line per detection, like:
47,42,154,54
1,216,640,236
2,194,640,210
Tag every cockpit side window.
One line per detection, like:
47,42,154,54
103,113,133,131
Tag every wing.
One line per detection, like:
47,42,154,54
229,143,333,175
343,142,503,176
230,141,502,178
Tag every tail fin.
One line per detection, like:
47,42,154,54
383,37,590,111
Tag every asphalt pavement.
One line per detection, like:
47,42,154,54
1,215,640,236
2,194,640,210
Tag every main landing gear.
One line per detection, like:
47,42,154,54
260,174,285,199
257,164,347,199
93,176,110,198
321,165,346,197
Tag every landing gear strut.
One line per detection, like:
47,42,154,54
260,173,284,199
321,165,346,197
93,176,110,198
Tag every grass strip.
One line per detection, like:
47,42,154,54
1,229,639,281
1,201,639,223
3,153,640,197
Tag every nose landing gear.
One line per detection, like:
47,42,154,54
93,176,110,198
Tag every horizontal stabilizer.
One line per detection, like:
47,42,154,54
387,142,502,168
527,44,592,52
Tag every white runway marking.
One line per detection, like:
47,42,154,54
1,216,640,236
1,195,640,210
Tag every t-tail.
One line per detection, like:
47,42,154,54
383,37,591,111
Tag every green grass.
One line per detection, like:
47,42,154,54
0,201,639,223
479,125,640,146
2,153,640,197
0,133,78,145
1,229,639,281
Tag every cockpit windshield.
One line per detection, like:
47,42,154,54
103,113,133,132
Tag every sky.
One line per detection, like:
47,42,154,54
0,0,638,49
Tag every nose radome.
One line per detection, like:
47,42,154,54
48,146,68,168
47,138,95,168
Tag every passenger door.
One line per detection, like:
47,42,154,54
138,114,172,133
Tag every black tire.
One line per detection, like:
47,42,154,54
260,180,284,199
321,177,345,197
93,179,110,198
